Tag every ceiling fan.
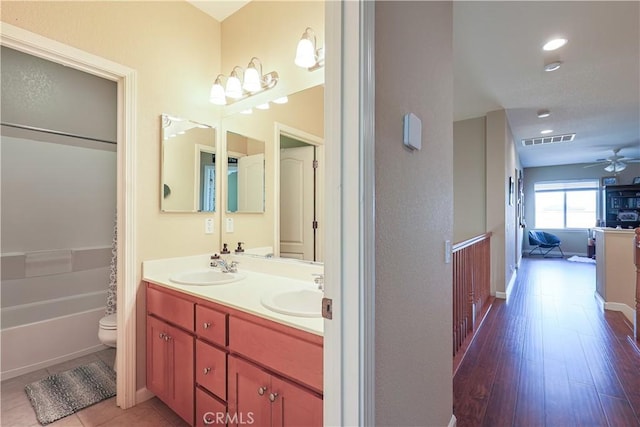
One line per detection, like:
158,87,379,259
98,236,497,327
584,148,640,173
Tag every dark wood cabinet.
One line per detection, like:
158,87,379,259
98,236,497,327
603,184,640,229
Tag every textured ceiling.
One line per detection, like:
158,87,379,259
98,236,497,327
189,1,640,170
453,1,640,169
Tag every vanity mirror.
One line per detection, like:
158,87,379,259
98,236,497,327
226,131,265,213
161,114,217,212
221,85,324,261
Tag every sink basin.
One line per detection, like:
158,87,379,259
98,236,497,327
169,269,245,286
261,288,323,318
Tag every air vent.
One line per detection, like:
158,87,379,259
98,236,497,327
522,133,575,147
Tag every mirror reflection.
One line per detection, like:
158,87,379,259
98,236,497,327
161,114,216,212
226,131,265,213
221,85,324,262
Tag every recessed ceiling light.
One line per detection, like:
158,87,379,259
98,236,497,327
544,61,562,72
543,38,567,51
540,129,553,135
537,109,551,118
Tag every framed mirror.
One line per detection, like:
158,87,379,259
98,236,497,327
226,131,265,213
161,114,217,212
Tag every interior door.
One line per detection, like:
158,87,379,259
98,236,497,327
280,146,315,260
237,153,264,212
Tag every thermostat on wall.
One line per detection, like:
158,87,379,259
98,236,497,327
403,113,422,151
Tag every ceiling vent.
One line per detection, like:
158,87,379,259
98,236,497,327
521,133,575,147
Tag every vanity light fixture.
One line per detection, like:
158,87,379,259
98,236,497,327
209,57,279,106
295,27,324,71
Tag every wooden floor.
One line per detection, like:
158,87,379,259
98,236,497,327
453,257,640,427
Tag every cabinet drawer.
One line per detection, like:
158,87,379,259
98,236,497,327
196,305,227,346
196,387,227,427
229,317,322,392
196,340,227,401
147,286,194,332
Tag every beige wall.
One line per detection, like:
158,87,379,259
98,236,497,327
2,0,222,389
375,2,453,425
453,117,486,242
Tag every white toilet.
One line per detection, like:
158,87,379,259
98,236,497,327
98,313,117,370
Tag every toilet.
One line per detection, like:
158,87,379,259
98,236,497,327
98,313,117,370
98,313,117,347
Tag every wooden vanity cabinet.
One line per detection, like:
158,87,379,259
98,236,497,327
146,282,322,427
146,291,195,425
228,356,322,427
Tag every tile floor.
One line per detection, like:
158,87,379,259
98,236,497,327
1,348,189,427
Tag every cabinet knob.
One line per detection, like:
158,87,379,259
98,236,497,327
164,334,171,341
159,333,165,339
269,392,279,402
203,322,211,329
203,367,211,375
257,386,267,396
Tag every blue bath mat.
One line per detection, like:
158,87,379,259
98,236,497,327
24,360,116,425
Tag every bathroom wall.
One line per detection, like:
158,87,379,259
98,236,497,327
219,1,324,250
0,47,117,379
1,1,222,389
375,2,454,425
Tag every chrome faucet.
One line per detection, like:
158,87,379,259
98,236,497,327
312,273,324,291
211,259,239,273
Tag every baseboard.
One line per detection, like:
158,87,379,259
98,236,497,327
136,387,155,405
594,291,605,311
449,414,457,427
496,270,517,300
522,251,586,258
604,302,636,325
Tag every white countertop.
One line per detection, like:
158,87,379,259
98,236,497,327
142,253,324,336
593,227,637,235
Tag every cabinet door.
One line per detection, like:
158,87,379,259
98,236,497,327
147,316,169,402
228,356,272,427
165,322,195,425
271,376,323,427
146,315,194,425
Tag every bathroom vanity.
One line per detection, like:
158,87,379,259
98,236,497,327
143,254,323,427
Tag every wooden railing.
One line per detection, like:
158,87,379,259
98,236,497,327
634,228,639,341
452,232,492,366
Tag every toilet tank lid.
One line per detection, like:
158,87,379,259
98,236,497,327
99,314,117,328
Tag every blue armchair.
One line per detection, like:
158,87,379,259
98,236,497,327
528,230,565,257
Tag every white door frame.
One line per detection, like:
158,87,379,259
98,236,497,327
324,1,376,425
273,122,323,260
1,24,139,409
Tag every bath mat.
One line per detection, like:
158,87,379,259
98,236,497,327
567,255,596,264
24,360,116,425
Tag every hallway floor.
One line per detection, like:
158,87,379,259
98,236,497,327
1,348,188,427
454,257,640,426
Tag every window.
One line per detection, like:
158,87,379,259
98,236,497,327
534,180,598,229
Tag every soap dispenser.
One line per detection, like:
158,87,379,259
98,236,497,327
221,243,230,254
235,242,245,253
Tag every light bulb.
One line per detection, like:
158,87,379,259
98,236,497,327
226,75,243,99
209,81,226,105
243,66,261,92
295,38,316,68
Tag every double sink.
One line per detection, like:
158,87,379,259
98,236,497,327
169,268,323,318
